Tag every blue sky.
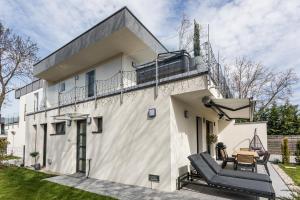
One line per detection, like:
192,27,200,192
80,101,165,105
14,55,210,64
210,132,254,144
0,0,299,116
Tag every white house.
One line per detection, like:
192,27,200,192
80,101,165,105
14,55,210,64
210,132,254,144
15,7,267,192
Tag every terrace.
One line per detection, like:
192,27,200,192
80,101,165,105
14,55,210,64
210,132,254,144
16,41,232,115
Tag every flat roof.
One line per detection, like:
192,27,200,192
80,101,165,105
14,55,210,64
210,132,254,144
34,6,168,67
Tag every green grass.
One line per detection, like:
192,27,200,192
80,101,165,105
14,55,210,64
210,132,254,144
0,167,116,200
2,155,21,160
279,164,300,186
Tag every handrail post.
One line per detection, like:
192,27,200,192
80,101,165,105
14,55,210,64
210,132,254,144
120,70,124,104
94,81,97,108
74,87,77,111
155,54,158,99
58,91,61,115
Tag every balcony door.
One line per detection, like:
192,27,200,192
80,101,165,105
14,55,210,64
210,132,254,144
86,70,95,97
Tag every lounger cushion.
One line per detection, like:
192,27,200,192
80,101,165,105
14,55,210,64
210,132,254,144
200,152,271,182
201,152,222,173
188,154,216,181
220,168,271,182
211,175,275,197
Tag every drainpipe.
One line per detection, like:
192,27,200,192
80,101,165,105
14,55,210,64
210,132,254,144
87,158,92,178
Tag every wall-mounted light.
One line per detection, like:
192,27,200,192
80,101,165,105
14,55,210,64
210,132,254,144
184,110,189,118
87,117,92,125
67,120,72,127
148,108,156,119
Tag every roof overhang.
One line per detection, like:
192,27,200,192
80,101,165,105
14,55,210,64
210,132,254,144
34,7,168,82
203,97,255,121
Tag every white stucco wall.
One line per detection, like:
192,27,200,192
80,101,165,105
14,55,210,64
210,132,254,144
169,97,220,190
43,54,135,110
25,74,214,192
5,124,23,157
218,121,268,156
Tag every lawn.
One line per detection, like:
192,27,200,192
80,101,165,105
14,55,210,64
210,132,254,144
279,164,300,186
0,167,116,200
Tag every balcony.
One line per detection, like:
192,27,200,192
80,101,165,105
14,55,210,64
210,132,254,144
26,43,232,115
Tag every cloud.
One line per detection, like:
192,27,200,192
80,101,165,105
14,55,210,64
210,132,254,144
0,0,299,115
0,0,177,57
184,0,300,103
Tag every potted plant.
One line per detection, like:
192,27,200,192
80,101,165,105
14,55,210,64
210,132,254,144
207,134,218,145
30,151,40,170
295,140,300,164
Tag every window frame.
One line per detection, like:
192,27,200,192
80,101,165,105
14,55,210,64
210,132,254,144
51,122,66,135
86,70,95,98
59,82,65,92
92,117,103,134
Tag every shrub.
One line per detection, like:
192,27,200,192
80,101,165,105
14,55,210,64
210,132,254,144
30,152,39,158
295,140,300,164
281,137,290,164
0,139,9,166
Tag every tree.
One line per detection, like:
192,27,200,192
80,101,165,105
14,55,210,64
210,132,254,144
281,137,290,164
177,14,193,52
193,20,200,56
226,57,298,111
257,102,300,135
0,22,37,115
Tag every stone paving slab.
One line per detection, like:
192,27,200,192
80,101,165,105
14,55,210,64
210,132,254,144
45,162,291,200
46,175,258,200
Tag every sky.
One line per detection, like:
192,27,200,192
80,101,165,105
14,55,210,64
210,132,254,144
0,0,299,116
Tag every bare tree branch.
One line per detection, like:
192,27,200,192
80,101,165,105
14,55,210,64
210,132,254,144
177,13,193,52
0,22,38,113
227,57,298,111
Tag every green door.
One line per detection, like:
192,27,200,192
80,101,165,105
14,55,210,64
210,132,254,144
77,120,87,173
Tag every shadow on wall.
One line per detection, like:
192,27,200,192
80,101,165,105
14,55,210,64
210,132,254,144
171,97,197,176
87,89,171,191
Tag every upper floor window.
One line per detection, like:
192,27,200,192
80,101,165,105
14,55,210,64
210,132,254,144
59,82,65,92
86,70,95,97
34,92,39,112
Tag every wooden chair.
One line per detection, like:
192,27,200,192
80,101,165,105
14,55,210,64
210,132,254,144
220,148,236,168
257,151,270,175
235,154,256,172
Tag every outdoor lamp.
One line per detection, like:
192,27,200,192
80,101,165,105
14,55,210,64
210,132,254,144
87,117,92,125
184,110,189,118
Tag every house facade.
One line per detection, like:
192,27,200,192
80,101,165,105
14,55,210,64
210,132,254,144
16,7,267,192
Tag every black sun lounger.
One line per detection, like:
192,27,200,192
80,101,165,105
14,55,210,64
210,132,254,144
200,152,271,182
178,154,275,200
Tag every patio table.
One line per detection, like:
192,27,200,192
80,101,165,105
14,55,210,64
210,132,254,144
232,150,259,159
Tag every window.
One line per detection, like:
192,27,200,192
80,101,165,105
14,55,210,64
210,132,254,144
86,70,95,97
34,92,39,112
59,82,65,92
93,117,103,133
55,122,66,135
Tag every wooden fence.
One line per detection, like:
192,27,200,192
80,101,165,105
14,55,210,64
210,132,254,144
267,135,300,154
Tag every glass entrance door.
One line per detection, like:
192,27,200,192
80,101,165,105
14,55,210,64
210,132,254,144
76,120,87,173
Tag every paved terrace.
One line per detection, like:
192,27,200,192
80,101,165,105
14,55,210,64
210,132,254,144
45,163,290,200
